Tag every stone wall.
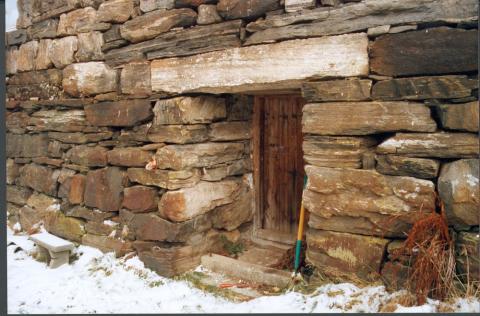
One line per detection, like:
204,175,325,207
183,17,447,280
5,0,479,284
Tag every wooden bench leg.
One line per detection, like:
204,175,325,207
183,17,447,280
48,250,70,268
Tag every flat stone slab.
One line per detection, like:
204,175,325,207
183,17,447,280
29,232,75,252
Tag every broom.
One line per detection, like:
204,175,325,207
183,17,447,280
292,175,308,281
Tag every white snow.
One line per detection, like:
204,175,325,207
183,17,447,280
7,228,480,313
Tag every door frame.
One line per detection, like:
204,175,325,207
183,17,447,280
251,95,305,246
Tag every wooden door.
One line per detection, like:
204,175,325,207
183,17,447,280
253,95,305,245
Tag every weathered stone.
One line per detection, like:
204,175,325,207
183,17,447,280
6,159,20,185
17,41,39,72
28,110,86,132
209,122,251,141
122,186,159,212
367,25,390,38
84,167,127,212
306,229,389,283
302,79,372,102
175,0,216,7
372,76,478,101
382,261,410,291
456,232,479,282
34,39,53,70
153,96,226,125
6,112,30,134
44,211,85,242
201,159,251,181
47,36,79,69
7,185,33,205
321,0,341,6
6,29,28,46
285,0,316,13
140,0,175,12
6,47,18,75
18,206,43,232
26,192,60,213
303,136,377,169
304,165,436,238
7,69,64,101
245,0,478,45
375,155,440,179
438,159,479,230
436,102,479,132
377,133,480,158
120,62,151,96
32,157,64,168
103,25,123,43
302,102,436,136
197,4,222,25
57,7,110,36
18,164,60,196
48,140,67,158
48,131,114,144
136,230,222,277
151,34,369,94
212,184,253,231
97,0,134,23
127,168,201,190
158,179,241,222
75,31,104,62
148,125,209,144
217,0,280,20
65,205,116,222
85,220,119,236
121,209,212,242
155,142,245,170
69,174,86,205
67,145,108,167
371,28,478,76
120,8,197,43
85,100,152,127
107,148,153,167
62,62,117,97
28,19,58,39
118,124,151,143
82,234,133,257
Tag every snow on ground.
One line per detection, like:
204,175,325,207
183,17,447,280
7,228,480,313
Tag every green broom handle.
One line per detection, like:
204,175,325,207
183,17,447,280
294,176,308,273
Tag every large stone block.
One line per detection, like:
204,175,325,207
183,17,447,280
7,185,33,205
19,164,60,196
306,229,389,283
217,0,280,20
377,133,479,158
17,41,38,72
62,62,117,97
158,179,241,222
302,79,372,102
26,192,60,213
155,142,245,170
75,31,104,62
8,69,63,101
370,27,477,76
456,232,479,282
120,8,197,43
201,159,251,181
212,183,253,231
375,155,440,179
302,101,436,135
304,165,436,238
6,47,18,75
18,206,43,232
6,159,20,185
438,159,479,230
67,145,108,167
107,148,153,167
153,96,226,125
85,100,152,126
34,39,53,70
303,136,377,169
122,186,159,212
209,122,251,141
151,34,369,94
6,134,49,158
120,209,212,242
48,36,79,68
120,62,151,96
147,125,209,144
44,211,85,242
48,131,114,144
96,0,134,23
69,174,86,205
65,205,116,222
436,102,479,132
6,29,28,46
197,4,222,25
127,168,201,190
6,112,30,134
27,110,86,132
84,167,127,212
27,18,58,39
82,234,133,258
57,7,110,36
372,76,478,101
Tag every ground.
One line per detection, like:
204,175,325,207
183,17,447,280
7,228,479,313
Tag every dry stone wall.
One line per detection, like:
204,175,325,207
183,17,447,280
5,0,479,285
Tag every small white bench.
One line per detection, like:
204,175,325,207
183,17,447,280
29,232,74,268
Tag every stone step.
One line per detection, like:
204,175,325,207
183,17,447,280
201,253,293,288
237,244,289,269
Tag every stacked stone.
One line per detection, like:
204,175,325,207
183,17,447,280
5,0,479,284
